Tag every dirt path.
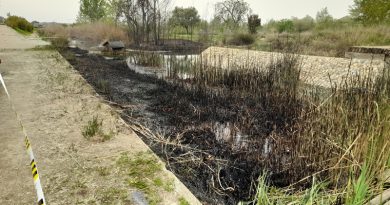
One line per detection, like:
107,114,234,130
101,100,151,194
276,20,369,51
0,25,200,204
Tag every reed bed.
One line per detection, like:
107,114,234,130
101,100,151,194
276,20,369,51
161,48,390,204
128,51,163,67
61,44,389,203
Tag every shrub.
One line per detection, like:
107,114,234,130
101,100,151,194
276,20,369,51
82,116,113,142
276,19,294,33
38,23,68,38
227,33,255,46
5,16,33,33
50,37,69,50
39,22,130,48
69,22,130,45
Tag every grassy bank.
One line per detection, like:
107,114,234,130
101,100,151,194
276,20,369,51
258,25,390,57
5,16,33,35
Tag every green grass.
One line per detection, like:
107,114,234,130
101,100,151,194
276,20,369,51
96,187,128,204
14,27,33,35
346,164,370,205
82,116,113,142
28,45,56,51
239,174,336,205
117,151,175,204
82,116,102,139
178,197,190,205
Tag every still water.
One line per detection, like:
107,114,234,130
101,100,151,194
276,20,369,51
126,52,198,79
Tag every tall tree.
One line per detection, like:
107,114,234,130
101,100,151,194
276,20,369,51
78,0,107,22
214,0,250,28
350,0,390,24
119,0,170,45
107,0,122,25
169,7,200,35
292,15,315,32
315,7,333,29
316,7,333,23
248,14,261,34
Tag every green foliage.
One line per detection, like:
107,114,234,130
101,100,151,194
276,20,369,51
350,0,390,24
117,152,172,204
276,19,294,33
301,178,327,205
82,116,113,141
239,173,332,205
228,33,255,45
50,37,69,50
292,15,315,32
254,173,271,205
169,7,201,35
248,14,261,34
96,187,128,204
5,16,33,33
346,164,370,205
82,116,102,139
105,0,122,24
316,7,334,29
78,0,107,22
215,0,250,28
178,197,190,205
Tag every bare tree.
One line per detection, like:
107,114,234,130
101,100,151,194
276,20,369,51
215,0,250,28
117,0,170,45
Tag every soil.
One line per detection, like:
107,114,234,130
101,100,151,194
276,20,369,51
60,47,300,204
0,25,200,205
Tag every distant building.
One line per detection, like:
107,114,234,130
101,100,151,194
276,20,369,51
0,16,5,24
101,40,126,55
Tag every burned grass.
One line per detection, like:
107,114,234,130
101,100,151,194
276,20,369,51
61,48,390,204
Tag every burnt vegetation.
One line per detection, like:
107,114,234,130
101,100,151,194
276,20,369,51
60,47,390,204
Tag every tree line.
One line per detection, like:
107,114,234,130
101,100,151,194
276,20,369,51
77,0,390,45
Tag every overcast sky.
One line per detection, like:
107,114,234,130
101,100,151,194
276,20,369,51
0,0,354,23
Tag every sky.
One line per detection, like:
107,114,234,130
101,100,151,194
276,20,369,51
0,0,354,23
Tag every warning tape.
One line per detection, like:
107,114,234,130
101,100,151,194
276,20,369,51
0,73,46,205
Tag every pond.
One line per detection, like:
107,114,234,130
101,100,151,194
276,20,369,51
126,51,199,80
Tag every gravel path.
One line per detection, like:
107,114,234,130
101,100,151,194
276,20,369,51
0,25,49,49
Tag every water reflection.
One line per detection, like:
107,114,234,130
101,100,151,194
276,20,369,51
126,51,198,80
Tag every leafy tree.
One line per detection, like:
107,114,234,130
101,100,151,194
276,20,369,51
316,7,333,23
248,14,261,34
215,0,250,28
292,15,315,32
106,0,122,25
120,0,171,45
315,7,334,29
77,0,107,22
169,7,200,35
350,0,390,24
276,19,294,33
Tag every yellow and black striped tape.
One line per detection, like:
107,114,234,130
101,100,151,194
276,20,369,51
1,73,46,205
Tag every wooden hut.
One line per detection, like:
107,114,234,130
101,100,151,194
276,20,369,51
101,40,125,56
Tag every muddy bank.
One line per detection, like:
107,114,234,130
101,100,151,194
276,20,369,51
61,48,300,204
130,39,207,54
